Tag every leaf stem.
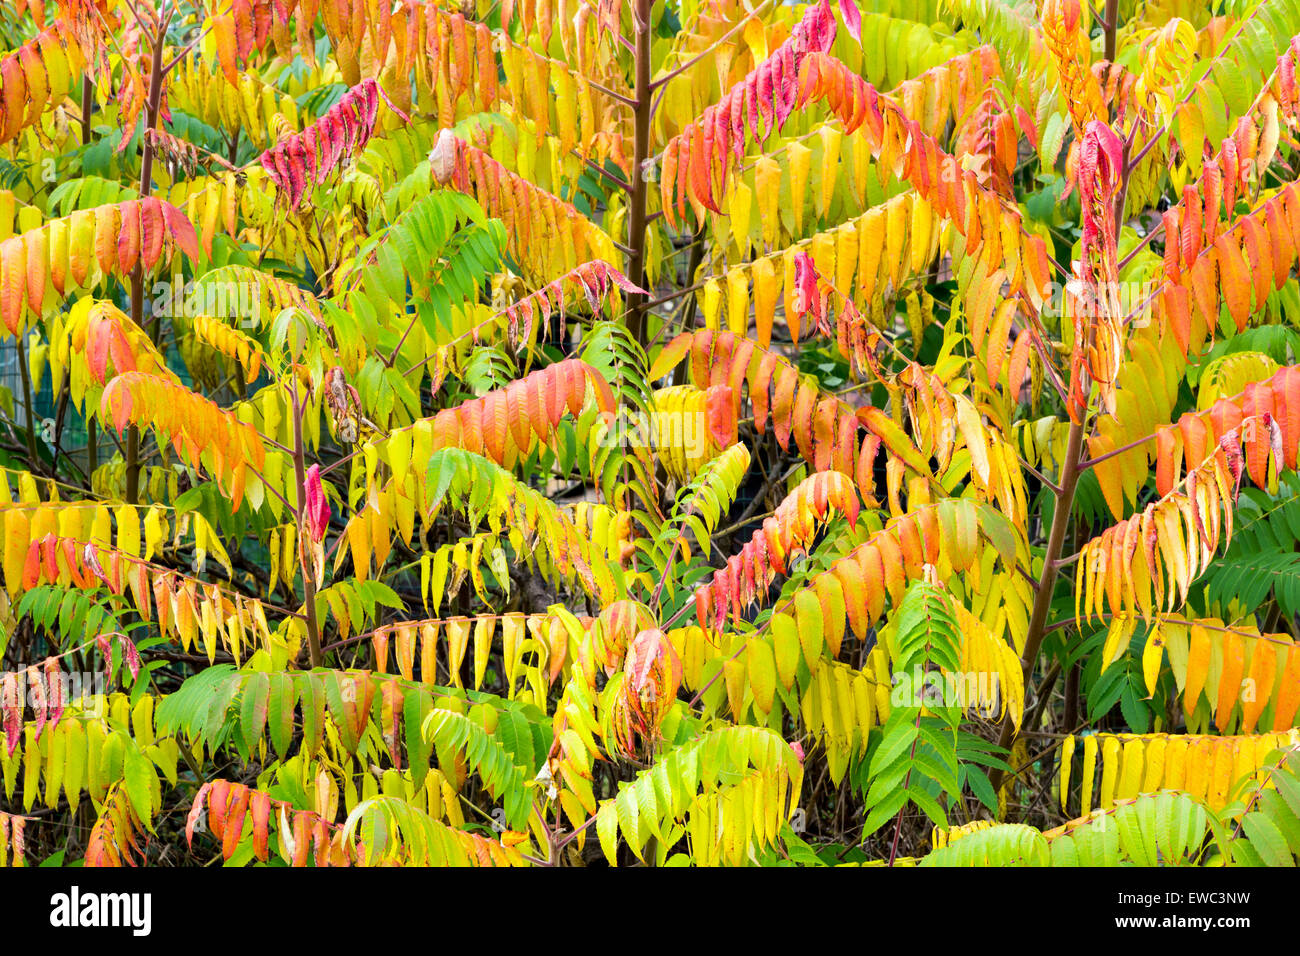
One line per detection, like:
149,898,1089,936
126,14,170,504
991,413,1086,791
623,0,655,348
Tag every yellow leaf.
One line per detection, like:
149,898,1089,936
886,193,909,290
910,194,933,273
771,613,800,690
1117,737,1143,801
1081,732,1098,813
725,267,749,335
1059,734,1074,813
955,396,990,484
787,142,811,237
1100,614,1135,674
1141,624,1165,696
747,641,776,717
701,278,722,330
817,125,841,219
856,204,885,305
472,617,494,690
446,618,470,688
1098,734,1121,809
751,257,778,348
755,156,781,247
729,181,752,255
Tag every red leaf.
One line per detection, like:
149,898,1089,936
250,790,272,861
303,464,331,541
704,385,736,448
138,200,166,271
118,634,142,682
159,197,200,264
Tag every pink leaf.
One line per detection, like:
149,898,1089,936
96,633,114,689
839,0,861,42
118,635,142,682
303,464,331,541
794,0,838,55
791,251,824,329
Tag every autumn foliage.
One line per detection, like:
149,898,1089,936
0,0,1299,871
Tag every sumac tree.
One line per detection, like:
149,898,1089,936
0,0,1298,868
